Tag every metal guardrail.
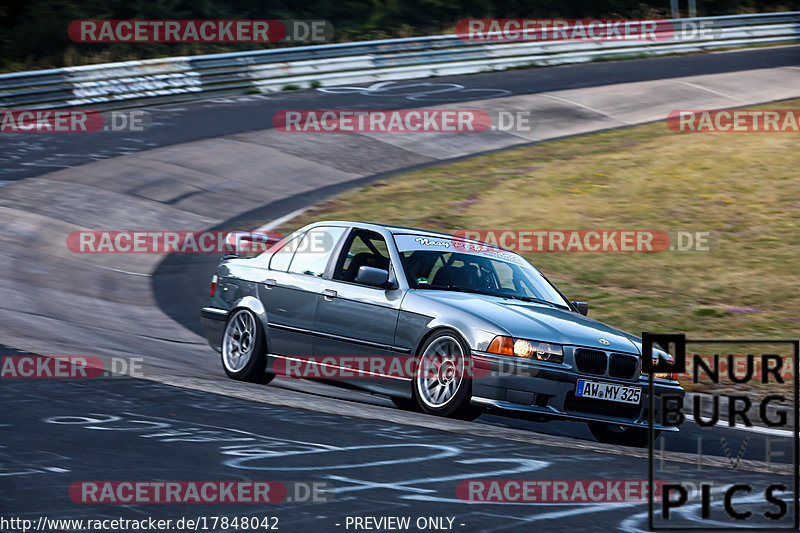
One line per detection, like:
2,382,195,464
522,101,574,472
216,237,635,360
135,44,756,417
1,12,798,109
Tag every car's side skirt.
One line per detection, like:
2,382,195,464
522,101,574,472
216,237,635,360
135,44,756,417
267,353,414,381
266,322,411,354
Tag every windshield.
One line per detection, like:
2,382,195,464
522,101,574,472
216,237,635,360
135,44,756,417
394,235,571,309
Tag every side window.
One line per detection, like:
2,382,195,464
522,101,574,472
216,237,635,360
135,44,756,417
287,227,346,277
334,230,390,284
269,233,303,272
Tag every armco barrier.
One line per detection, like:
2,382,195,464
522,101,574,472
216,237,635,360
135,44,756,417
0,12,798,109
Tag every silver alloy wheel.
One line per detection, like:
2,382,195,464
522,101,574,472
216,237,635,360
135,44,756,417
416,335,465,409
222,310,257,373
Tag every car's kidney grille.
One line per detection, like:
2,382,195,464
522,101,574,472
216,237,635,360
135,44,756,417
574,349,607,374
609,354,638,379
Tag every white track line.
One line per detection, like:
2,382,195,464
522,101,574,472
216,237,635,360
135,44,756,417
92,265,151,277
673,79,752,104
255,206,312,232
539,94,632,125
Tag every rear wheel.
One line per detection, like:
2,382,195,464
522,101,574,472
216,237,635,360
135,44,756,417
413,331,482,421
221,309,274,384
587,422,657,448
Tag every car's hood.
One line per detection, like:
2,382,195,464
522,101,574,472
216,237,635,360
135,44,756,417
415,290,640,354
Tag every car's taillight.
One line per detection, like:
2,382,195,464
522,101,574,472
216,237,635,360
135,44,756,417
210,275,217,297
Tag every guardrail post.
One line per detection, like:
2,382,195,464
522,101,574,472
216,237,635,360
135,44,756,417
670,0,680,19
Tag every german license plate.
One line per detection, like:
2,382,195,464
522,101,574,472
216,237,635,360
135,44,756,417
575,379,641,404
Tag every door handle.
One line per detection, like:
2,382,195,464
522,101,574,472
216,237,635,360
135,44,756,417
322,289,337,300
264,278,276,288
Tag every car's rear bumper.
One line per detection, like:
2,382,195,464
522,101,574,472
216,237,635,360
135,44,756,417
471,352,684,431
201,307,229,352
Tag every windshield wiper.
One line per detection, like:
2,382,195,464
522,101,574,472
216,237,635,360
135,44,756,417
501,294,570,310
424,286,498,297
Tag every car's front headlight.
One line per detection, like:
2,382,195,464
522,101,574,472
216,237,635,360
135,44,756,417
641,347,676,380
487,336,564,364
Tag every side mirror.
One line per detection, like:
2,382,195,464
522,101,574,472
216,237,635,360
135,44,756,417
572,301,589,316
355,265,390,288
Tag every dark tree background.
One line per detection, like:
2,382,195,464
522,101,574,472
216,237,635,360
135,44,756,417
0,0,797,71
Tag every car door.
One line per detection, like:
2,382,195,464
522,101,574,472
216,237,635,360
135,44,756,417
259,226,346,357
313,228,406,393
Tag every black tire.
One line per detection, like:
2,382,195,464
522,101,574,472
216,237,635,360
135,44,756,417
587,422,658,447
413,330,482,421
221,308,274,384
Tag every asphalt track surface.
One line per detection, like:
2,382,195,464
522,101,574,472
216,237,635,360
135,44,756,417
1,378,795,532
2,46,800,531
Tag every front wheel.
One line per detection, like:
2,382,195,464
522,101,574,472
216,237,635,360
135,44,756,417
413,331,481,421
587,422,658,448
221,309,274,384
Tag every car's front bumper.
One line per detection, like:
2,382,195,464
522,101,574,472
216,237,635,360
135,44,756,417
471,351,684,431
